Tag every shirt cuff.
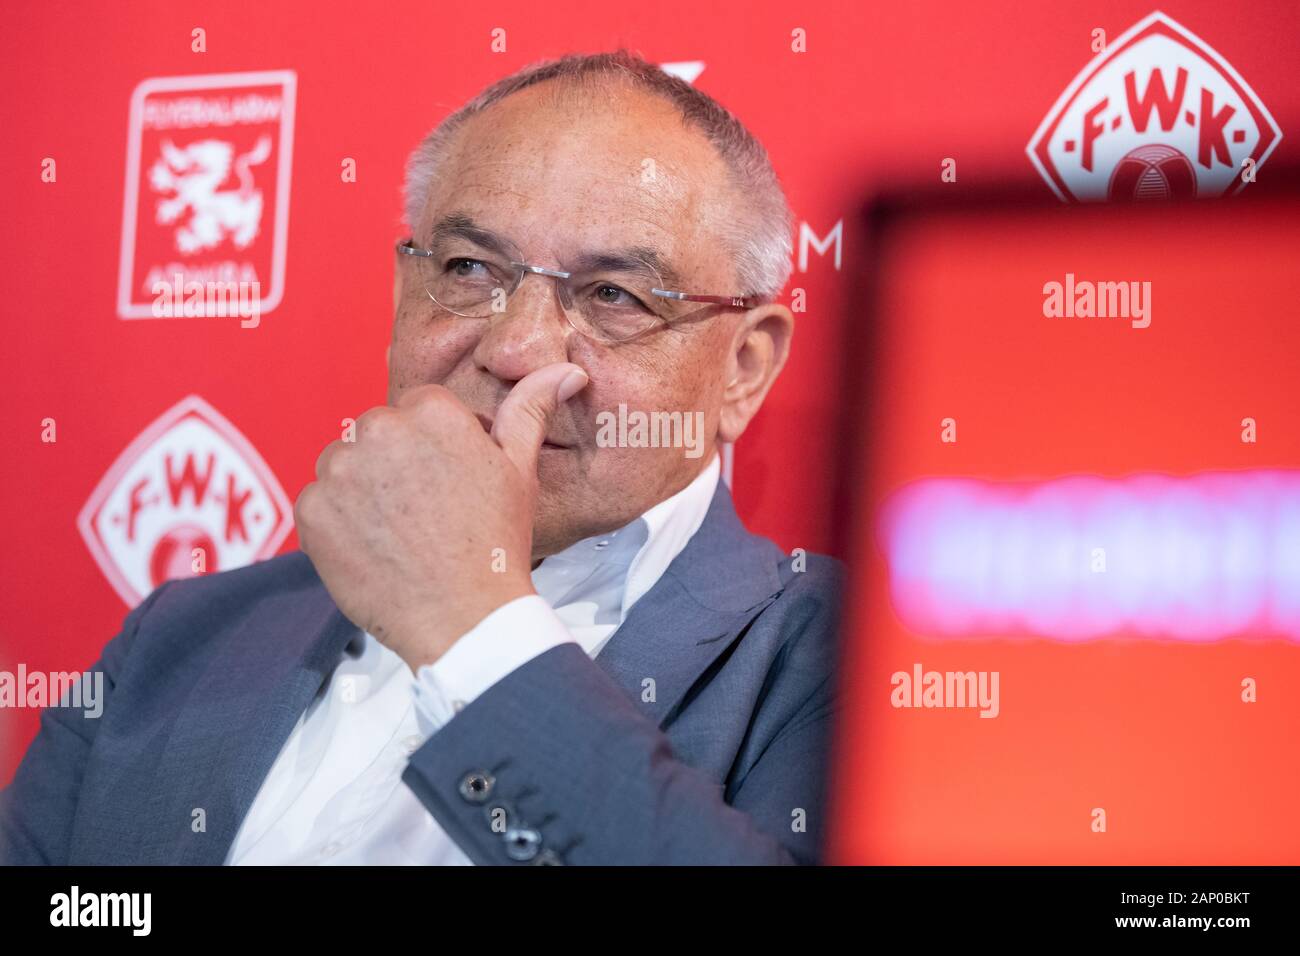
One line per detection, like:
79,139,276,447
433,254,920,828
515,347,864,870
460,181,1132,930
411,594,578,732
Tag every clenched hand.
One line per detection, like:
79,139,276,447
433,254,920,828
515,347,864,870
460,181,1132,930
295,362,589,672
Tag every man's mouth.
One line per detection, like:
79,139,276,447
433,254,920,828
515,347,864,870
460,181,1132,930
474,412,570,449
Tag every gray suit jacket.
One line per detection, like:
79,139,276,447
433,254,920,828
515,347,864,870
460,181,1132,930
1,481,844,865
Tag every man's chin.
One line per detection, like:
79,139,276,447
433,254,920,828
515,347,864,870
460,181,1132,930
535,445,571,481
531,487,601,561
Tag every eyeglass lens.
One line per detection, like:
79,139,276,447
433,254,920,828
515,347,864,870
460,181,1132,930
414,234,682,342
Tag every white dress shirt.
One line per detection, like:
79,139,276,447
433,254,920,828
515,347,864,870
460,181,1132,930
225,452,720,865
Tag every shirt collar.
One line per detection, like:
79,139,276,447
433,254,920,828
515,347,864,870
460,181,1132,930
622,452,720,618
530,451,721,623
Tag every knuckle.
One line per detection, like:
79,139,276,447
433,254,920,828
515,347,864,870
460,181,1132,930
401,384,479,433
314,440,348,480
294,483,319,525
521,396,552,424
397,383,452,412
355,406,395,441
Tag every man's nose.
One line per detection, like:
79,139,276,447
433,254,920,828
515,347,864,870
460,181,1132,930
471,274,573,382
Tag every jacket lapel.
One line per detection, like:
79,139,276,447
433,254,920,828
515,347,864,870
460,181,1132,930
593,481,785,727
135,578,358,865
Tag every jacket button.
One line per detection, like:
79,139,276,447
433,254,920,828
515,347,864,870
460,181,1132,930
457,769,495,804
531,848,564,865
503,826,543,861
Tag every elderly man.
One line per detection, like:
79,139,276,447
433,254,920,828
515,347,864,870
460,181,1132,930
1,50,843,866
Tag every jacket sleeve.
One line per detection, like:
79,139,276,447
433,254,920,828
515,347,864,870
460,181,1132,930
0,583,171,865
400,609,838,866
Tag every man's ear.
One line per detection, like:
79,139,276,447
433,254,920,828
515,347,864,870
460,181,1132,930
718,302,794,444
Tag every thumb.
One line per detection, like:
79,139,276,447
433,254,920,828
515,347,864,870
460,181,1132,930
491,362,588,477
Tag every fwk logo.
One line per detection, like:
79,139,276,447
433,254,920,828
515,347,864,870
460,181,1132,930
77,395,293,606
117,70,296,319
1027,12,1281,201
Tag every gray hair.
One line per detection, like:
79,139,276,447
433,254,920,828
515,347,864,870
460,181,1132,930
401,49,794,300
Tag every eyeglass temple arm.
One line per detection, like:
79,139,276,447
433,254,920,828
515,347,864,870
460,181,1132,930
395,240,433,257
653,289,766,309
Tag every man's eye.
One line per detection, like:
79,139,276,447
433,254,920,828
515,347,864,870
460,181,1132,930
446,258,489,278
590,283,647,310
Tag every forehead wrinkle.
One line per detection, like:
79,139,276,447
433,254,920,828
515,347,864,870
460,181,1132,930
433,187,686,253
448,109,716,206
456,135,700,210
434,179,535,205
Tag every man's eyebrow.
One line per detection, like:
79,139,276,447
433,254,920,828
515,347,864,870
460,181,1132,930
570,248,686,289
428,214,688,288
428,214,515,259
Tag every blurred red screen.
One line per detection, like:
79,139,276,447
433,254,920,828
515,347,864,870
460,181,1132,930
829,190,1300,864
